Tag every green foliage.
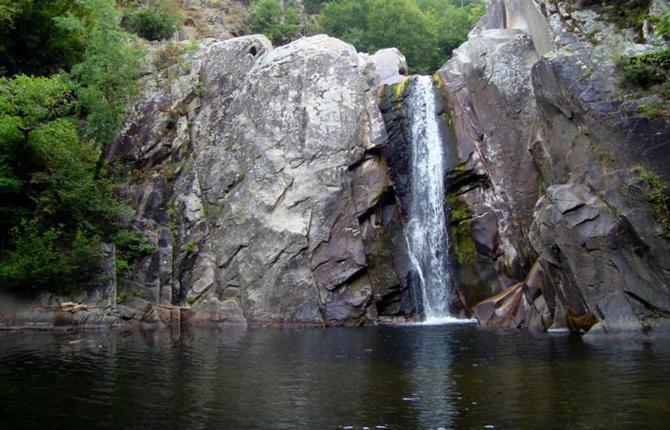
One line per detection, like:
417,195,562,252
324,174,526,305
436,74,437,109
0,220,103,291
618,63,664,90
634,168,670,239
0,0,31,23
0,0,148,292
655,8,670,40
121,0,182,41
304,0,329,14
184,241,198,254
113,229,156,278
318,0,484,73
618,48,670,92
0,75,131,291
578,0,651,32
637,101,670,119
248,0,302,45
62,0,144,144
0,0,87,76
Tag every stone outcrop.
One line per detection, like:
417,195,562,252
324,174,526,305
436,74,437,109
439,0,670,337
104,34,416,327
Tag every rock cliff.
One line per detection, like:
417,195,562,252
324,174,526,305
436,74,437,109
437,0,670,337
101,34,418,327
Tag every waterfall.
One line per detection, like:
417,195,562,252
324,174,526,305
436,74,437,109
405,76,457,323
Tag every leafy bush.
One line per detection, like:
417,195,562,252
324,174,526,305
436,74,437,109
618,48,670,94
633,168,670,239
248,0,302,45
304,0,329,14
637,101,670,119
0,221,103,291
121,1,182,41
114,229,156,278
618,63,665,90
655,8,670,40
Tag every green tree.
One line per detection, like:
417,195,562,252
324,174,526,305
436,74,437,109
366,0,439,73
0,0,87,76
0,75,127,290
57,0,143,144
318,0,371,49
248,0,302,45
0,0,151,291
318,0,485,73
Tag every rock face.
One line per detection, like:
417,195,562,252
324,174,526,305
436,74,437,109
105,34,416,326
439,0,670,337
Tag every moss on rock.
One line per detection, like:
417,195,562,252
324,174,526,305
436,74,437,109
446,193,477,264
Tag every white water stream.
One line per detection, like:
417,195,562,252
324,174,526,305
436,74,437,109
405,76,461,324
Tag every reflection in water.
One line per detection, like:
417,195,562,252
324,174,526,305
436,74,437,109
1,326,669,429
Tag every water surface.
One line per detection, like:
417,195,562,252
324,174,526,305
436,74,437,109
1,325,668,429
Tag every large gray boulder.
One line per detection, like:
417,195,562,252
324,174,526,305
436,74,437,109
109,35,416,326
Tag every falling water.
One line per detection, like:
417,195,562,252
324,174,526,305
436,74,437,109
405,76,457,323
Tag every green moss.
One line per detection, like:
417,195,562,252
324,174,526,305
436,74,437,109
393,76,411,100
446,194,477,264
202,201,211,220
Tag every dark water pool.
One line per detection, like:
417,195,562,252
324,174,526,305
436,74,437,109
1,324,669,429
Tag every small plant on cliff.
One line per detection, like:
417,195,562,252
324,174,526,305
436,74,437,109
184,241,198,254
653,8,670,40
114,229,156,279
121,0,183,41
633,167,670,239
618,62,665,90
637,101,670,119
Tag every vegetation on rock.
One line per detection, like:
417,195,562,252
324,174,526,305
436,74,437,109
617,37,670,119
633,166,670,239
120,0,183,41
0,0,150,291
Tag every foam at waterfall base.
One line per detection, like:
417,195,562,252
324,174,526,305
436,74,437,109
413,316,478,326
